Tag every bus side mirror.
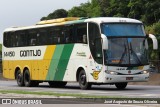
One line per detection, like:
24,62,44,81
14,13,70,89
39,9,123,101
148,34,158,50
101,34,108,50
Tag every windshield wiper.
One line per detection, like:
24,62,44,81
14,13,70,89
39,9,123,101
118,43,127,64
129,43,142,65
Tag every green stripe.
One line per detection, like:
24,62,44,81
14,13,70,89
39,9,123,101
46,45,64,80
46,44,74,81
54,44,74,81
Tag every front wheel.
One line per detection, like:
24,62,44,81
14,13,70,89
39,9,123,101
78,70,91,90
115,82,128,90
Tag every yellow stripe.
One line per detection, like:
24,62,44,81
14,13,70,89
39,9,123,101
43,45,56,59
38,45,56,80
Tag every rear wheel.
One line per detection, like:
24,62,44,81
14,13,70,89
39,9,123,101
16,70,24,87
48,81,67,87
24,69,39,87
115,82,128,90
78,70,91,90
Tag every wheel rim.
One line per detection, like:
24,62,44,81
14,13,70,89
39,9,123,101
25,73,30,83
17,74,22,84
80,74,86,85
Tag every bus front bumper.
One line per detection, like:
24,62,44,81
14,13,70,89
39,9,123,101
104,73,149,83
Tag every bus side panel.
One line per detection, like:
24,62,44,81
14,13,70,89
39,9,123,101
8,61,14,79
38,60,49,81
63,44,91,82
45,44,74,81
3,60,15,79
2,61,10,79
63,44,104,83
28,45,55,81
31,60,38,80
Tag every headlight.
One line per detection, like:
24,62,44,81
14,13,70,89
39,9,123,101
105,70,118,75
141,70,149,74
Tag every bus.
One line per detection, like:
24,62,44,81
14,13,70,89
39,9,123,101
2,17,158,90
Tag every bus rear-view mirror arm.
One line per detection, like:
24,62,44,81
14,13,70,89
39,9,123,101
101,34,108,50
148,34,158,50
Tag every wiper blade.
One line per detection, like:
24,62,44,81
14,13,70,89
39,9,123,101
130,43,142,65
118,43,127,64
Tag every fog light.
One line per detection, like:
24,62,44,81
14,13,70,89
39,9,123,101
105,70,118,75
143,70,148,74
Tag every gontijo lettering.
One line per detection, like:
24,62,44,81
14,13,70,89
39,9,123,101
20,50,41,57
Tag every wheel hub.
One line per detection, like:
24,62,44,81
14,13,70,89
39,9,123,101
80,74,86,85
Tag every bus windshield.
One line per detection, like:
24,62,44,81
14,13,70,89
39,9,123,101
101,23,148,66
104,38,148,66
101,23,145,37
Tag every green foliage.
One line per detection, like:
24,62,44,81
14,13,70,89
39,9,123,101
145,22,160,35
68,3,90,17
0,44,2,51
153,23,160,35
145,22,160,60
41,9,68,21
68,0,102,17
0,44,2,58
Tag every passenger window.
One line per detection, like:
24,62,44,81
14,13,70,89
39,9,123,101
75,23,87,44
28,30,37,46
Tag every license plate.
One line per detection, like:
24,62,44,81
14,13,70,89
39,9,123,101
126,77,133,80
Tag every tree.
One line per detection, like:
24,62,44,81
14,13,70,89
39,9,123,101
68,6,87,17
41,9,68,21
87,0,101,17
68,2,90,17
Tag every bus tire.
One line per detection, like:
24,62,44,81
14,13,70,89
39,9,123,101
24,69,35,87
78,70,91,90
115,82,128,90
48,81,67,88
16,70,24,87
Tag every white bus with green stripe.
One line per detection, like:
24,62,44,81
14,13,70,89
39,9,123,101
3,17,158,89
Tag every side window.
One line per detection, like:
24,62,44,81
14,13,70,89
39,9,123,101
88,23,102,64
63,25,74,44
3,32,10,47
49,26,63,44
16,31,27,47
75,23,87,44
28,30,37,46
37,29,48,45
10,32,17,47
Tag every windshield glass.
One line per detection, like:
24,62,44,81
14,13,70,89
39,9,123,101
105,38,148,66
101,23,148,66
101,23,145,37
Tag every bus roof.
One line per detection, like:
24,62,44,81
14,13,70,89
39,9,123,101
4,17,142,32
85,17,142,24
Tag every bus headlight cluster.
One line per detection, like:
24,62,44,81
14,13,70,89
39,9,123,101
105,70,118,75
141,70,149,74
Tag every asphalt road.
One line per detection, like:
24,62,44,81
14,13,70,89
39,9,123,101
0,80,160,98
